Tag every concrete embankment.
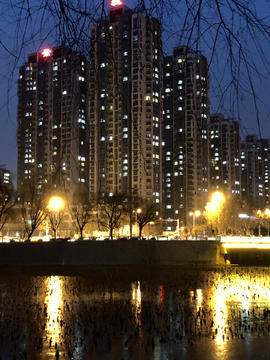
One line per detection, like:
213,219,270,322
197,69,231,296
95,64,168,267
0,240,224,267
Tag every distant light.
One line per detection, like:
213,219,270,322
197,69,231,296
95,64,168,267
238,213,249,219
223,243,270,249
110,0,122,6
42,48,52,58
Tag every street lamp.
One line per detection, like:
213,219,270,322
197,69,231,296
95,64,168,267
135,208,142,237
265,208,270,236
48,196,64,239
48,197,64,212
189,210,201,237
257,210,262,236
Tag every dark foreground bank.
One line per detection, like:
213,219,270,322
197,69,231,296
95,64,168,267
0,239,224,267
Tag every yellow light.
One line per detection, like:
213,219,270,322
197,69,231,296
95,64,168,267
211,191,224,209
137,208,142,214
189,211,200,217
45,276,62,345
223,243,270,249
48,197,64,211
132,281,142,333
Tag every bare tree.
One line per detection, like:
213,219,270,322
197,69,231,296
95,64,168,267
1,1,269,135
45,196,65,239
19,179,49,241
69,188,96,240
0,179,15,234
133,197,156,238
98,193,127,240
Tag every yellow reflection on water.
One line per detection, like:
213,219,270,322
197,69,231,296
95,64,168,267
196,289,203,309
45,276,62,345
212,271,270,349
214,283,227,345
132,281,142,334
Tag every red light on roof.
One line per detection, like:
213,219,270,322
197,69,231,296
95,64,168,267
42,48,52,58
110,0,122,6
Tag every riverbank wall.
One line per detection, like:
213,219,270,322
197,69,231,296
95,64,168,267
0,240,224,267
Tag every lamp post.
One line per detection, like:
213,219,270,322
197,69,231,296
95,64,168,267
257,210,262,236
189,210,201,237
48,196,64,239
135,208,142,237
265,208,270,236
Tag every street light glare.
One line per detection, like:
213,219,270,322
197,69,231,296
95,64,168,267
211,191,224,210
48,197,64,211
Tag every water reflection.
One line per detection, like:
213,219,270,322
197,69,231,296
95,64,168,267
213,284,227,345
132,281,142,334
45,276,62,349
2,268,270,358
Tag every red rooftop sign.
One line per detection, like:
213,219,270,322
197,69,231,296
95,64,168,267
42,48,52,58
110,0,122,6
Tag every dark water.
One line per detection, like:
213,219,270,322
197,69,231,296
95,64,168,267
1,266,270,359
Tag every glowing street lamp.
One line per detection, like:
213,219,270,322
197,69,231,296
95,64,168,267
135,208,142,237
189,210,201,237
48,197,64,211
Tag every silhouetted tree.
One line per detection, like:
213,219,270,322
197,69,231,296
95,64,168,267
133,197,156,238
19,179,49,241
2,1,269,134
0,177,15,234
45,195,65,239
98,193,128,240
69,188,96,240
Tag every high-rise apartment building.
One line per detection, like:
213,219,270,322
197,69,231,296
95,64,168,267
17,46,89,197
209,113,241,197
162,46,210,227
89,4,162,204
241,134,270,207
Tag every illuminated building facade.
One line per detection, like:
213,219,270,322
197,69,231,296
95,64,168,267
0,168,11,187
17,46,89,196
89,4,162,204
209,113,241,197
162,46,210,227
241,134,270,207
